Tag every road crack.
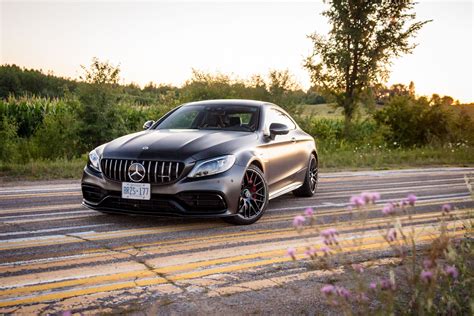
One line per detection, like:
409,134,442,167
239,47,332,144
63,233,186,291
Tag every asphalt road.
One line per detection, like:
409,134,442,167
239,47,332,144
0,167,473,314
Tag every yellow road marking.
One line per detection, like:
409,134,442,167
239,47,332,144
0,204,80,215
0,205,470,252
2,208,467,276
0,221,466,298
0,191,81,200
0,228,467,308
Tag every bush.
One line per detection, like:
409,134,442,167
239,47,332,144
297,116,383,150
0,116,19,162
374,96,474,147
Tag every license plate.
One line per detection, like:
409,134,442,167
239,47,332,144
122,182,151,200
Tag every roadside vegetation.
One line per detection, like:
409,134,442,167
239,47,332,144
288,186,474,315
0,61,473,181
288,189,474,315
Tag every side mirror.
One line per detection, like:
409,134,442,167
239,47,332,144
143,120,155,130
269,123,289,139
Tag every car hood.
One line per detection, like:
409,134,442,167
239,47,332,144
102,129,258,162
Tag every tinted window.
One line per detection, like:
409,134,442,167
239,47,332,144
155,105,260,132
266,108,296,129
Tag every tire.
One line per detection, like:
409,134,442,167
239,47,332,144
293,154,318,197
224,165,269,225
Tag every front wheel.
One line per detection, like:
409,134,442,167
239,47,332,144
293,154,318,197
224,165,269,225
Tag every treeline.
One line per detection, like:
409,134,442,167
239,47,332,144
0,64,327,106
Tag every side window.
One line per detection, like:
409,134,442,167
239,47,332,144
266,108,296,129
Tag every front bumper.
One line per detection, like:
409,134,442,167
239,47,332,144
81,164,244,217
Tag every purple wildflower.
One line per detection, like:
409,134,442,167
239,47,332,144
369,282,377,290
380,279,395,291
287,247,296,260
304,207,314,217
387,228,397,242
382,203,395,215
320,246,330,255
304,247,316,258
350,195,366,207
371,192,381,201
420,270,433,283
293,215,305,227
406,194,417,206
321,228,338,237
321,284,336,295
360,192,372,203
445,265,459,279
321,228,338,245
442,204,452,213
336,286,351,299
361,192,380,204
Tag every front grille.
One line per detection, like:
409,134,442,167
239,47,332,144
100,159,184,184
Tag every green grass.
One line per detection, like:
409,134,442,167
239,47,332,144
0,147,472,182
299,103,373,119
319,146,474,171
0,158,86,182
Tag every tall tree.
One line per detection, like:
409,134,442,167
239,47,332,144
77,58,125,149
304,0,430,133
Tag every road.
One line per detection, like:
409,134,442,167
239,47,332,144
0,167,472,314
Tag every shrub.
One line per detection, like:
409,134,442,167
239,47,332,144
374,96,474,147
0,116,19,162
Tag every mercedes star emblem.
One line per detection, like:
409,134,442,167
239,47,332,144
128,163,146,182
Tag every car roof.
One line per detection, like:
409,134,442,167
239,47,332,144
182,99,274,108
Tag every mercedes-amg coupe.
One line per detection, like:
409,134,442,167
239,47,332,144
81,99,318,224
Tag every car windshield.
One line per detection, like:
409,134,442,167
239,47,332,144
155,104,260,132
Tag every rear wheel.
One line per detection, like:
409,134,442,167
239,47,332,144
293,154,318,197
224,165,268,225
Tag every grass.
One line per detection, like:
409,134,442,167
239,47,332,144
0,157,86,183
0,146,472,182
299,103,371,119
319,146,474,171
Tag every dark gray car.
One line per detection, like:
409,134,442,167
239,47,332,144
81,99,318,224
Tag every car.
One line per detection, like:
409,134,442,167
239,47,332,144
81,99,318,225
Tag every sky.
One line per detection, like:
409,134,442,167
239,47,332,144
1,0,473,102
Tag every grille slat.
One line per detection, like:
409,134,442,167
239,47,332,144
101,159,184,184
161,162,165,183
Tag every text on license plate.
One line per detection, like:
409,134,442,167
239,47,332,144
122,182,151,200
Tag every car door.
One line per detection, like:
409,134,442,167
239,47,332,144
260,107,307,195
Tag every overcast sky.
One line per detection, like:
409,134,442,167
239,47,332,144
1,0,472,102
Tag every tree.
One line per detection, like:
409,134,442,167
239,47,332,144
304,0,430,134
77,58,125,149
79,57,120,85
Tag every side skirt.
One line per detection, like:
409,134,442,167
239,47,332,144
268,182,303,200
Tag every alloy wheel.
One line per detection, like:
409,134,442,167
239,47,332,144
238,168,267,219
309,156,318,192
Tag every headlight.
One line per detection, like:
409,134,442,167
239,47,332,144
88,149,101,172
188,155,236,178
